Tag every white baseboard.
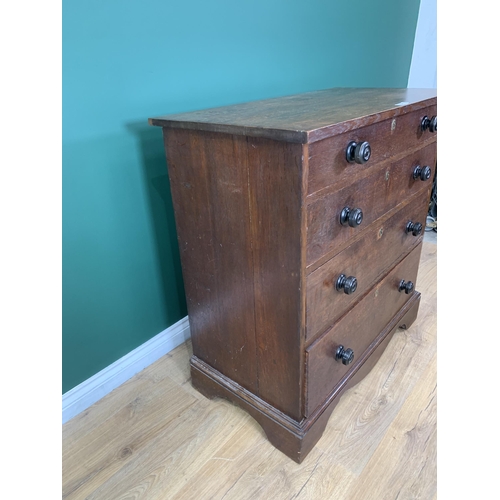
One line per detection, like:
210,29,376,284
62,316,191,424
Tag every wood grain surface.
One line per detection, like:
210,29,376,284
306,192,429,341
163,128,258,394
305,243,423,415
149,88,437,144
306,142,435,266
164,128,304,420
62,240,437,500
306,103,437,196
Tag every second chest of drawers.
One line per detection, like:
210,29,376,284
150,87,437,463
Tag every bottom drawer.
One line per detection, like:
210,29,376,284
305,242,423,416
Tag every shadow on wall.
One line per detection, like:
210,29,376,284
126,121,187,317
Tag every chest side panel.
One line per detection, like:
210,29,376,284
164,128,258,393
164,128,304,420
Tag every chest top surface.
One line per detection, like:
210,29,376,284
149,88,437,144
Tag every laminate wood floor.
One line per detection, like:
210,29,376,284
62,241,437,500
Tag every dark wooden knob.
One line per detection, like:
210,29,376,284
346,141,371,164
412,165,432,181
421,115,437,133
429,116,437,132
406,221,423,236
398,280,414,294
336,274,357,294
340,207,363,227
335,345,354,365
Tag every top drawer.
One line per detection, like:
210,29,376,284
307,104,437,197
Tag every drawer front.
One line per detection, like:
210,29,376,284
306,192,429,342
307,104,437,197
305,242,423,416
307,142,435,267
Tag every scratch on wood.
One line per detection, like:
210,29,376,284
220,470,246,499
383,342,405,387
290,452,323,499
414,383,437,429
383,359,398,388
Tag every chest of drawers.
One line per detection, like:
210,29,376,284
150,88,437,463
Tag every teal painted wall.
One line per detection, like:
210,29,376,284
63,0,421,393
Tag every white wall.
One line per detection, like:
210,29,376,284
408,0,437,88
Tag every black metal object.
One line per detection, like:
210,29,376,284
336,274,358,294
413,165,432,181
398,279,414,294
405,221,423,236
340,207,363,227
335,345,354,365
346,140,371,164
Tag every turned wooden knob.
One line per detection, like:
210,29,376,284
421,115,437,133
412,165,432,181
398,280,414,294
340,207,363,228
336,274,358,295
335,345,354,365
405,221,423,236
346,141,371,164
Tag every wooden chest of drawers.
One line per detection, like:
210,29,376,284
150,88,437,463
